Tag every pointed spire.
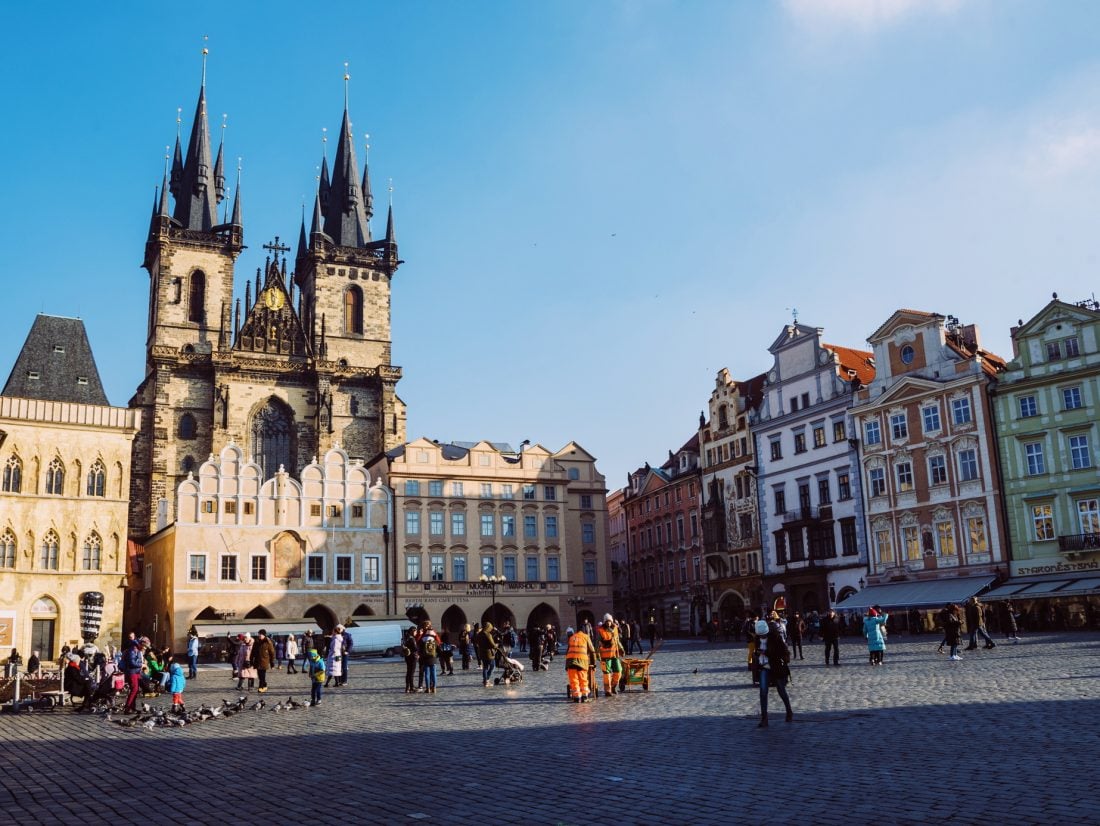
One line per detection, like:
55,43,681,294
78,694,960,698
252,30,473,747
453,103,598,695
361,133,374,224
296,203,308,261
322,66,371,248
319,130,330,210
169,110,183,199
310,189,324,241
172,45,219,231
244,280,252,311
230,157,242,226
385,202,395,244
214,114,227,204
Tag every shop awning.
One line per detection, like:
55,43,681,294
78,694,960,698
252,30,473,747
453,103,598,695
191,619,323,637
984,577,1100,600
835,575,996,611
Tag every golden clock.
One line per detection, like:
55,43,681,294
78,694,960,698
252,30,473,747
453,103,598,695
263,288,285,310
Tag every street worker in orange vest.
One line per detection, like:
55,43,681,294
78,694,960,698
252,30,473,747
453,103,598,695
596,614,626,696
565,625,597,702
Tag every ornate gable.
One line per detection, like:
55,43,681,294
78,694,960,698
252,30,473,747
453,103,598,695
235,256,308,358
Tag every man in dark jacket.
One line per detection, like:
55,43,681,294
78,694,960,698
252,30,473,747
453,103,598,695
821,609,841,666
964,597,996,651
476,622,500,686
251,629,277,693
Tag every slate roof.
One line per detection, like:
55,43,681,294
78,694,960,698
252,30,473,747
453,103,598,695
1,314,109,405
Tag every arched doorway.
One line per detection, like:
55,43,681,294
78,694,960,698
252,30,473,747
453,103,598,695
481,602,514,630
717,591,746,623
244,605,274,620
30,595,59,660
440,605,467,636
525,602,560,634
250,397,296,479
194,606,219,621
304,604,338,634
405,606,429,626
352,604,375,618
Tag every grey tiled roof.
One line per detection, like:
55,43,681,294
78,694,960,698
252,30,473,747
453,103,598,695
1,314,109,405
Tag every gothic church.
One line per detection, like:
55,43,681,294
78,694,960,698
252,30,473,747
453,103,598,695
129,68,406,539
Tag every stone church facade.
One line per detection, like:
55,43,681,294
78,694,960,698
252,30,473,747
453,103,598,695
129,70,406,539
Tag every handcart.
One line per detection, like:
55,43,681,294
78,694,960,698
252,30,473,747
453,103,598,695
620,658,652,691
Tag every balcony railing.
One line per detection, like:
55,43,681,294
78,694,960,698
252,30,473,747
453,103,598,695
1058,532,1100,552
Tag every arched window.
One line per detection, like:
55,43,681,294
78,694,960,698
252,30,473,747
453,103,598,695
45,458,65,496
251,398,294,480
86,460,106,497
2,454,21,492
718,405,729,430
179,413,197,440
41,530,60,570
0,529,15,568
182,455,195,474
344,285,363,334
82,532,102,571
188,270,206,323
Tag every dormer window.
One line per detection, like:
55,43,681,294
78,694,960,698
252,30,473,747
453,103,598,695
27,371,39,380
53,345,64,354
77,377,88,386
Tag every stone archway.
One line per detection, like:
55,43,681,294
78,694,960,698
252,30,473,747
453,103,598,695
440,605,467,636
352,604,375,618
405,606,430,626
481,603,515,629
525,602,559,634
244,605,274,620
304,604,338,633
717,591,746,623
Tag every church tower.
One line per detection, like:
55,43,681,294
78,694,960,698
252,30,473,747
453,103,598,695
129,59,406,541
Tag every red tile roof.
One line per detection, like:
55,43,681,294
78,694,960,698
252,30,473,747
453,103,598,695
822,343,875,385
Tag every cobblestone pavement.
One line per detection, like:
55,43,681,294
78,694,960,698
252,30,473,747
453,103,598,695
1,632,1098,825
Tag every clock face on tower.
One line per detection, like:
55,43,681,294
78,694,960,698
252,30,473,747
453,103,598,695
263,288,285,311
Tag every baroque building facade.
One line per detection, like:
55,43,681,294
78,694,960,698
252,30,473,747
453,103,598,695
846,310,1006,612
370,438,611,635
755,323,874,615
1,316,140,659
699,368,766,623
991,295,1100,595
622,437,705,635
135,443,391,653
128,67,405,540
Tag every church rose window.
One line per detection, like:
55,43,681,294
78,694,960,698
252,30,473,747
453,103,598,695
251,399,294,479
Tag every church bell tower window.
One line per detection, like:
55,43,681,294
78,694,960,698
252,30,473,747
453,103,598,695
189,271,206,323
344,285,363,334
251,399,294,480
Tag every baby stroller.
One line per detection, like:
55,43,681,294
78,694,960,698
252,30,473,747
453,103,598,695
493,651,524,685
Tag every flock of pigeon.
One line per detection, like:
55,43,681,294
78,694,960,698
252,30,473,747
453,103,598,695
97,694,311,731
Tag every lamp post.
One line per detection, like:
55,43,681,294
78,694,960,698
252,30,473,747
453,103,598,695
480,574,505,625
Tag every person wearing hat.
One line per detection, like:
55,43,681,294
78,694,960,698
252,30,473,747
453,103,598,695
252,629,276,693
475,622,500,687
753,619,792,727
565,623,598,702
306,648,325,706
235,632,256,691
285,633,299,674
596,614,626,696
863,606,889,665
121,637,146,712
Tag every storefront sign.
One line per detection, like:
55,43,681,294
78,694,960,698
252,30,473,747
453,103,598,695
0,610,14,648
1016,560,1099,576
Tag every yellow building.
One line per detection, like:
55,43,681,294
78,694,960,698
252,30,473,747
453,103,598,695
136,443,391,653
0,315,140,660
370,439,612,634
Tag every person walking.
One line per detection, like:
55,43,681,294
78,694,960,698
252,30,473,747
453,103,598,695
942,604,963,660
529,625,545,671
1000,601,1021,643
402,628,419,693
620,618,633,656
301,631,314,674
185,630,199,679
285,634,299,674
235,633,256,691
864,607,889,665
821,609,841,666
565,625,597,703
964,597,996,651
252,629,276,693
339,625,353,686
325,626,345,688
418,621,440,694
459,624,473,671
167,658,187,713
122,638,145,713
476,622,500,687
753,619,793,727
307,648,325,706
596,615,626,696
788,612,805,660
439,631,456,676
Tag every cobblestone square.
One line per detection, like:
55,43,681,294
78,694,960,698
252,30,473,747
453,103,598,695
1,633,1098,825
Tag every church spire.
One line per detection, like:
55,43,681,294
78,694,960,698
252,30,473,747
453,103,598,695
169,109,183,199
361,133,374,223
214,114,227,205
296,203,308,262
230,157,242,227
172,45,219,231
322,65,371,248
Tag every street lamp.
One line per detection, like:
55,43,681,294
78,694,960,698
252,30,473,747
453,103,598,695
480,574,505,625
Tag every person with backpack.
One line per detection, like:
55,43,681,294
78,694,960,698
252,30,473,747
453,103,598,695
307,648,325,706
418,621,441,694
439,631,456,676
401,627,419,693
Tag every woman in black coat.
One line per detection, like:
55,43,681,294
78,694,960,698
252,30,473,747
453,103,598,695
753,619,793,727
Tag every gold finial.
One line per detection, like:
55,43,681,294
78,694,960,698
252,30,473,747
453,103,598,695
201,35,209,86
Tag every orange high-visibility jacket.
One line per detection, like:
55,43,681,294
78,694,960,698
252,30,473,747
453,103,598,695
565,631,595,669
597,625,621,659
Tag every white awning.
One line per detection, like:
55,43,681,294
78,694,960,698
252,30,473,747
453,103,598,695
835,576,996,611
191,619,323,637
984,577,1100,600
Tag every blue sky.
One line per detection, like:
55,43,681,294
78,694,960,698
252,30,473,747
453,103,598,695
3,1,1100,488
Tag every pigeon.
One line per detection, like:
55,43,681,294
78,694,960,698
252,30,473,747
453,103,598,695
249,699,265,712
141,719,157,731
270,701,285,713
287,696,306,710
140,702,151,713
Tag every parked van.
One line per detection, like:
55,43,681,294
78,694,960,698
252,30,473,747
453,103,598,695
344,617,408,656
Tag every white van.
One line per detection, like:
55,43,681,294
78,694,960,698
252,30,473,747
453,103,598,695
344,618,408,656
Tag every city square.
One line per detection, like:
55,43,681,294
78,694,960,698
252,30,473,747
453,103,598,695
1,633,1097,825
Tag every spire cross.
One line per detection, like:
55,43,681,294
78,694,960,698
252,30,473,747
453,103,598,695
788,307,799,325
263,237,291,256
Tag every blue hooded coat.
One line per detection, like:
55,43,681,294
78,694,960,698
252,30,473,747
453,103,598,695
863,614,889,652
